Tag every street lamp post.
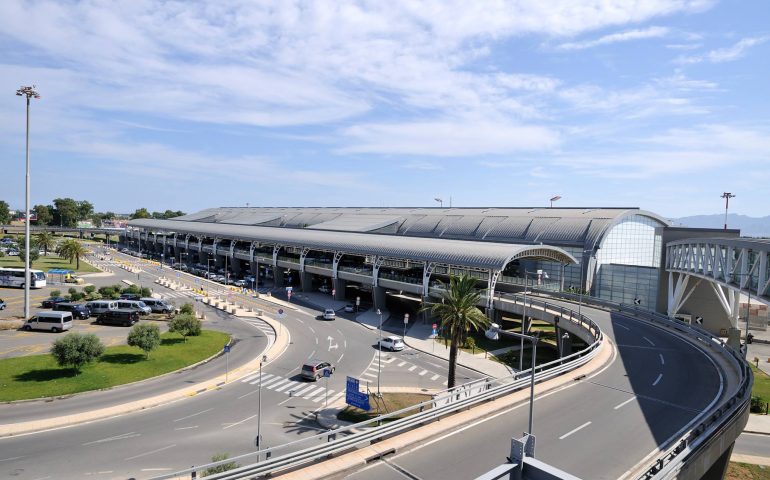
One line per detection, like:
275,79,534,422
519,270,540,372
577,249,593,320
549,195,562,208
16,86,40,321
509,330,540,435
377,308,383,397
434,197,443,208
560,332,570,363
257,354,267,458
207,257,215,280
721,192,735,230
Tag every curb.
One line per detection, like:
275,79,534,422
401,335,507,379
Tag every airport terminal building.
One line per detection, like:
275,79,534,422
126,207,675,311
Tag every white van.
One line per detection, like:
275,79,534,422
116,300,151,315
86,300,119,315
140,298,176,314
23,311,73,333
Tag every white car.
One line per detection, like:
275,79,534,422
318,285,330,294
323,308,336,320
485,323,500,341
344,304,355,313
378,335,405,351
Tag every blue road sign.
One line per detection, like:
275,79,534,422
345,376,370,411
223,344,230,353
346,376,359,392
323,368,331,378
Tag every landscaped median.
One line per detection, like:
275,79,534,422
0,329,230,402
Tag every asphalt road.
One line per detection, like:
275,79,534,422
0,252,481,479
337,305,726,480
734,432,770,459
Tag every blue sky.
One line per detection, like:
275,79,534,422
1,0,768,218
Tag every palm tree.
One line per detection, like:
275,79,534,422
421,274,489,389
36,231,55,256
57,239,88,269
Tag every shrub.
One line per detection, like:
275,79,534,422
98,286,115,298
123,285,140,295
140,287,152,297
68,287,78,296
127,323,161,359
465,337,476,351
168,313,201,342
180,303,195,315
84,285,96,295
50,333,105,372
202,453,239,476
50,290,61,298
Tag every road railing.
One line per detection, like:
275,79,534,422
152,299,604,480
527,290,752,480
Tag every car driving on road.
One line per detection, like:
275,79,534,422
378,335,405,351
322,308,336,320
300,360,335,381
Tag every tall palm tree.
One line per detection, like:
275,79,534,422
36,231,55,256
57,239,88,269
421,274,489,389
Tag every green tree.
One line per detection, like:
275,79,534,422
50,333,105,373
53,198,79,227
76,200,94,221
19,237,40,264
33,204,54,225
179,303,195,315
36,231,55,256
168,313,201,342
127,323,161,359
131,208,152,219
0,200,10,224
90,215,103,227
57,239,88,269
202,453,240,476
84,285,96,295
421,274,489,388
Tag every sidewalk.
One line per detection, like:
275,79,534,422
745,414,770,435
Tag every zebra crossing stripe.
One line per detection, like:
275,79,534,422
408,365,417,372
242,372,272,384
397,361,407,367
381,357,396,364
292,384,318,397
312,390,334,403
419,370,428,376
430,374,440,381
258,377,288,388
306,387,326,400
274,381,300,393
362,372,377,378
266,379,292,390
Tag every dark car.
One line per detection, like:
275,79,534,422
97,309,139,326
53,302,91,319
41,297,68,308
0,298,5,310
119,293,141,301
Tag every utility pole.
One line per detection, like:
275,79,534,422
721,192,735,230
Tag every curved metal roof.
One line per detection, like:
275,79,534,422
129,219,577,271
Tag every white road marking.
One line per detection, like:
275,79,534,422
308,326,316,334
362,372,377,378
613,397,636,410
559,422,591,440
397,361,407,367
174,426,198,431
419,369,428,376
293,384,318,397
274,381,300,393
652,373,663,386
256,376,286,388
242,372,273,384
659,354,665,365
408,365,417,372
315,338,318,344
141,468,173,472
125,444,176,461
0,456,26,463
381,357,397,364
82,432,140,446
306,387,326,399
265,378,291,389
222,414,259,430
430,374,440,381
615,323,630,331
643,337,655,347
173,409,213,422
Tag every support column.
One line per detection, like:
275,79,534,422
333,278,346,300
300,271,312,292
231,257,242,277
373,286,387,311
274,268,285,288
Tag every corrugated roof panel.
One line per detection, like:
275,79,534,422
474,216,507,238
484,217,533,240
403,216,442,235
440,216,484,238
523,218,561,242
310,215,403,232
536,218,590,244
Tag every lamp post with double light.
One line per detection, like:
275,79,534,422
257,354,267,457
376,308,383,396
16,86,40,320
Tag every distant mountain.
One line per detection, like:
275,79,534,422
672,214,770,238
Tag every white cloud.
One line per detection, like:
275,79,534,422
557,26,669,50
676,36,769,64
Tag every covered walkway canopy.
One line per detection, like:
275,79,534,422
128,219,577,272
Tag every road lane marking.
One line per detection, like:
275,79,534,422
274,381,300,393
418,369,428,376
362,372,377,378
559,422,591,440
430,374,440,381
613,397,636,410
337,353,344,363
408,365,417,372
265,378,291,389
242,372,273,383
82,432,140,446
643,336,655,347
222,414,259,430
659,354,665,365
652,373,663,386
0,456,26,463
382,357,396,364
308,326,315,334
125,444,176,460
615,323,630,331
398,361,407,367
292,384,318,397
174,426,198,431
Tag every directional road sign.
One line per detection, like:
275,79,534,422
345,376,370,411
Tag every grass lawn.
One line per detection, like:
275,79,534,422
337,392,431,424
750,363,770,404
0,329,229,401
727,462,770,479
0,254,99,273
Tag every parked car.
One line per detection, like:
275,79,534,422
23,311,73,332
322,308,336,320
344,304,354,313
116,300,151,315
300,360,335,381
234,279,247,287
97,309,139,326
318,285,330,294
86,300,119,315
0,298,5,310
53,302,91,319
119,293,141,301
41,297,68,308
140,298,176,314
378,335,405,351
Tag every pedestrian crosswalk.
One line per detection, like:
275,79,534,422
364,354,449,387
239,373,345,404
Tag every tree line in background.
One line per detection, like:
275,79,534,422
0,198,184,227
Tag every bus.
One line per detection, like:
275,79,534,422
0,268,47,289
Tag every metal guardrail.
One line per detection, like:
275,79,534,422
528,291,752,480
151,300,603,480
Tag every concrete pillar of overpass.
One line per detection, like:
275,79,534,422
727,327,742,353
373,286,387,312
699,442,734,480
274,268,285,288
231,257,242,277
215,254,225,270
197,250,207,265
560,329,573,357
300,271,311,292
333,278,346,300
